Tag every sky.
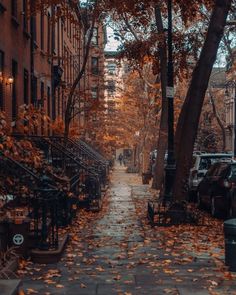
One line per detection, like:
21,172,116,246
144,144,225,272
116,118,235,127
103,24,227,66
105,27,121,51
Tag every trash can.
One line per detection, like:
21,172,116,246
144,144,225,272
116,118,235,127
224,219,236,271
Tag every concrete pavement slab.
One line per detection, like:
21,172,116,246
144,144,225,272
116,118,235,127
177,287,210,295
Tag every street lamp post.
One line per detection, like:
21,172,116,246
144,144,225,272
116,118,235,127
225,81,236,158
163,0,176,205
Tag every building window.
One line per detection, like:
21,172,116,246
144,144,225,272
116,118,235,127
40,81,44,107
23,69,29,105
47,13,51,54
91,57,99,75
47,86,51,117
32,16,37,42
107,62,116,75
40,11,44,50
107,80,116,94
47,86,51,135
12,60,18,120
91,87,98,99
92,113,97,122
0,51,4,110
91,27,98,46
52,19,55,54
124,64,130,73
22,0,28,31
57,88,60,116
31,76,37,105
61,22,64,58
11,0,17,18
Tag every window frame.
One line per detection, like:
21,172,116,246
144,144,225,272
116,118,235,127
91,57,99,75
22,0,28,32
91,86,98,99
12,59,18,121
91,27,98,46
23,69,29,105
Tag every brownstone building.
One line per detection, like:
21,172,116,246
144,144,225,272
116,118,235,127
0,0,31,123
84,23,106,134
0,0,106,134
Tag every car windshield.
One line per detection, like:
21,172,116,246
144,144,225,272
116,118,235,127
199,156,232,170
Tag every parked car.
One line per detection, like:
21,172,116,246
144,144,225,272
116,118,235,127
188,153,233,198
149,150,168,177
197,161,236,218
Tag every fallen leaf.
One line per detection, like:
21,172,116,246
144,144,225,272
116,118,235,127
163,288,176,294
95,266,105,272
80,283,87,288
44,279,56,284
207,280,218,286
26,289,38,294
56,284,64,288
113,275,121,280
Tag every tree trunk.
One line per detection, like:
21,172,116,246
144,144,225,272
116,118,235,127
173,0,232,201
64,2,97,140
152,5,168,190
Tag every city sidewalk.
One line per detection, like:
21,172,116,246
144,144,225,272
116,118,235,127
19,163,236,295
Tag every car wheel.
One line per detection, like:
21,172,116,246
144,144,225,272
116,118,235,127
211,197,218,217
197,191,203,209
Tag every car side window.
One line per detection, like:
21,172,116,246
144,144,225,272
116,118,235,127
200,157,214,170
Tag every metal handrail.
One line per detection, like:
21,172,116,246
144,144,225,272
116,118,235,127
0,150,40,181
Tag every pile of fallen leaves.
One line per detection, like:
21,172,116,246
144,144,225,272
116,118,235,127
0,111,44,167
16,190,111,294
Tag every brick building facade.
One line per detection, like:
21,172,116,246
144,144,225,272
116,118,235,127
0,0,31,123
0,0,106,134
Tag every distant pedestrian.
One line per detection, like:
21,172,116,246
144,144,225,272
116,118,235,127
118,153,123,166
